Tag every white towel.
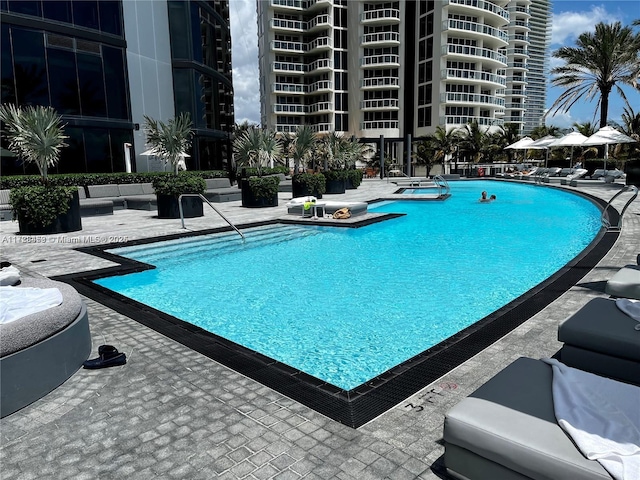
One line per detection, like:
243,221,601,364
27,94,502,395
0,265,20,286
616,298,640,330
542,358,640,480
0,286,63,324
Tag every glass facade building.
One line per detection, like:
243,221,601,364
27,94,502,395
0,0,234,175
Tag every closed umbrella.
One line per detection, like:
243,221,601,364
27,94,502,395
582,126,637,171
548,132,588,167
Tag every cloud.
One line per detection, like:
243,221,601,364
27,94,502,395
551,5,622,46
545,110,576,129
229,0,260,125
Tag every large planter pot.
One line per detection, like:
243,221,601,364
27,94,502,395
292,182,323,199
241,179,278,208
325,179,346,194
625,159,640,187
18,191,82,235
156,194,204,219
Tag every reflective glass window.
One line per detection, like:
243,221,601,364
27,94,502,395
72,0,99,30
102,46,128,119
168,1,190,59
8,0,40,16
190,3,202,63
47,48,80,114
77,52,106,117
109,129,133,172
59,127,86,173
12,28,49,106
43,1,72,24
98,1,121,36
1,24,15,104
83,128,111,172
173,69,194,118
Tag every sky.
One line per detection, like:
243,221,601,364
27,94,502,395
229,0,640,129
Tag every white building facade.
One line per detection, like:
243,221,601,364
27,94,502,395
257,0,551,142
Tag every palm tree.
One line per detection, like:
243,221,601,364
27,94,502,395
233,127,282,176
0,104,67,181
457,121,486,165
289,125,317,173
143,113,193,174
547,21,640,128
422,125,460,173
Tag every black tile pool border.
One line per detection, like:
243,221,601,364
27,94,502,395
54,193,619,428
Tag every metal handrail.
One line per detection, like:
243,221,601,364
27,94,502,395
178,194,245,241
600,185,638,230
433,175,450,197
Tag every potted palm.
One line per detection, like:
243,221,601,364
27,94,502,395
234,128,281,207
143,113,203,218
0,104,81,234
288,125,325,198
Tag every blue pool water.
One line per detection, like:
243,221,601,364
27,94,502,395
95,181,601,390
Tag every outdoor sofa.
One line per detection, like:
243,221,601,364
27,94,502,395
0,277,92,417
203,178,242,202
0,189,12,221
604,265,640,300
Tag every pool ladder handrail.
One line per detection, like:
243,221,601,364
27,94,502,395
600,185,638,230
433,175,450,197
178,193,245,241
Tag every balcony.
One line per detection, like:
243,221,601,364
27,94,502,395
276,123,303,133
360,98,400,110
360,120,399,130
444,0,509,22
271,18,304,32
506,75,527,84
273,104,306,114
307,101,333,114
361,31,400,47
440,115,504,127
307,58,333,74
505,102,525,110
505,88,526,97
360,8,401,24
361,77,400,89
503,115,524,123
272,61,306,74
306,36,332,53
307,80,333,93
310,123,332,133
510,20,530,30
270,0,304,11
271,40,305,54
507,5,530,17
441,92,505,108
508,62,527,70
360,54,401,68
442,44,507,66
506,47,529,57
443,19,509,45
272,83,307,94
306,0,332,12
509,33,530,43
306,14,330,32
441,68,506,87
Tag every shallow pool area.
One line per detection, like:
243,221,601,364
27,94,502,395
94,181,601,391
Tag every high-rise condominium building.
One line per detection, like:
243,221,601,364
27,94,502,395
1,0,234,175
257,0,551,149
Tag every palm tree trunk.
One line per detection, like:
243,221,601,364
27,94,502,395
600,91,610,128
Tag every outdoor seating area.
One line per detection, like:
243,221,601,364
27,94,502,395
285,196,368,218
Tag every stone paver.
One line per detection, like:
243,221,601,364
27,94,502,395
1,178,638,479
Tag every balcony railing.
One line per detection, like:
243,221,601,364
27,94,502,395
440,115,504,126
272,61,306,74
443,44,507,64
270,0,304,10
360,120,399,130
271,40,305,53
306,14,330,30
307,58,332,72
442,68,506,86
505,88,526,96
307,102,333,114
444,19,509,43
441,92,505,107
308,80,333,93
505,102,525,109
272,83,307,94
506,75,527,83
360,8,401,23
306,36,332,51
310,123,332,133
276,124,303,133
360,98,400,109
509,33,530,43
271,18,304,31
361,31,400,46
361,77,400,88
444,0,509,21
273,104,306,114
360,54,401,67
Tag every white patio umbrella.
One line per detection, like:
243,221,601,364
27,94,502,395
527,135,559,167
504,136,535,163
548,131,588,167
582,126,637,171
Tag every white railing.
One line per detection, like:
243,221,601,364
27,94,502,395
273,104,306,114
360,8,401,22
272,61,306,73
443,44,507,64
307,58,332,72
360,54,400,67
445,0,509,21
361,77,400,88
361,31,400,45
440,116,504,126
307,102,333,113
361,98,400,109
441,68,506,86
271,40,305,53
272,83,307,93
441,92,505,107
444,19,509,43
360,120,399,130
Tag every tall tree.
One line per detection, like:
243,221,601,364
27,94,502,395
288,125,317,173
547,21,640,128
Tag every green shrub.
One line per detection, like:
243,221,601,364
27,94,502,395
292,173,326,194
323,169,348,181
346,169,363,188
10,185,77,227
236,166,289,181
152,174,206,196
247,176,280,199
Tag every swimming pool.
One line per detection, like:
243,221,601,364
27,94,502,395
94,181,601,393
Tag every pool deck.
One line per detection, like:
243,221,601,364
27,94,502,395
1,178,638,480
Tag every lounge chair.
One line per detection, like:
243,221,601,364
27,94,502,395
605,265,640,300
558,297,640,384
444,357,613,480
562,168,588,185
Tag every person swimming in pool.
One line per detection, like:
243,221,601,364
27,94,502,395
479,191,496,203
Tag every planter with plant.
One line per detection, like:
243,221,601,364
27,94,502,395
152,174,206,218
0,104,81,234
345,169,363,190
292,172,326,198
143,113,204,218
234,127,282,207
323,169,348,194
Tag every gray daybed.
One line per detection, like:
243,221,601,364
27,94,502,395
203,178,241,203
443,357,611,480
0,277,92,418
604,265,640,300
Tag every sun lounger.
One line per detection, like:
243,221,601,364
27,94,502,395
605,265,640,300
562,168,588,185
286,197,368,217
558,297,640,384
444,357,611,480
